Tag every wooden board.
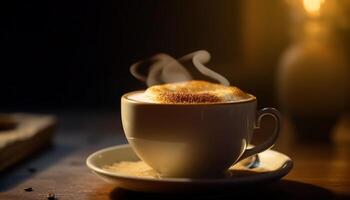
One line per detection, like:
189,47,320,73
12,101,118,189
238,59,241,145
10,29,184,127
0,113,57,171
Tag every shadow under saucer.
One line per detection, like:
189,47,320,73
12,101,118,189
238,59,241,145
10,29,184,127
109,180,340,200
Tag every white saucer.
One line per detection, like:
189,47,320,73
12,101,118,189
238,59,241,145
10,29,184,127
86,144,293,193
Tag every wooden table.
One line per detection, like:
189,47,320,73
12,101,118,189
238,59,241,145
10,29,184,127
1,111,350,199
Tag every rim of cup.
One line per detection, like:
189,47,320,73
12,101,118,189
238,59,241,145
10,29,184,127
122,90,257,106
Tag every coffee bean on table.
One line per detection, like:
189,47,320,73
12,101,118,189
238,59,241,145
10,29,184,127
47,192,56,200
27,167,37,173
24,187,33,192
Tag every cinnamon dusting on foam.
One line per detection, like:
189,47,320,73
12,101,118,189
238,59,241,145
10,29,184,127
143,80,251,104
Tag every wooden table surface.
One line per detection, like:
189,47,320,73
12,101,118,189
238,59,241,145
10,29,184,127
0,111,350,200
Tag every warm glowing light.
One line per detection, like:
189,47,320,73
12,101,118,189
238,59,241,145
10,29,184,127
303,0,324,15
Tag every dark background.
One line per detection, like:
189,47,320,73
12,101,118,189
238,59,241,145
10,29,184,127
1,0,332,111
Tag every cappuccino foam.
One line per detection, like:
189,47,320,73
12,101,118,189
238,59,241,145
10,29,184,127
129,80,252,104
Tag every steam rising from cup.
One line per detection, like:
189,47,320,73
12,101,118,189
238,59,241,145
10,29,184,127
130,50,230,87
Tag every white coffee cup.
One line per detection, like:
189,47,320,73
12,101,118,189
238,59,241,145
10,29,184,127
121,91,281,178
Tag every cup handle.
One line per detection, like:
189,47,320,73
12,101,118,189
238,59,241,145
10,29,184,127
238,108,281,162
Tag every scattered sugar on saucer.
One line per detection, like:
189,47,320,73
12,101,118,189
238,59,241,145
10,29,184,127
102,160,269,179
103,161,160,178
